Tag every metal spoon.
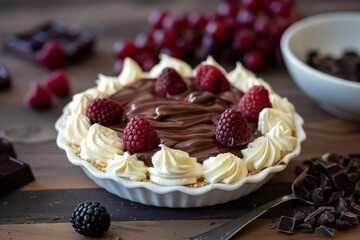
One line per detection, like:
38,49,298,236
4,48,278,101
187,169,313,240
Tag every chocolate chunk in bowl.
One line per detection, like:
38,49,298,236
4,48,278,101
55,55,306,207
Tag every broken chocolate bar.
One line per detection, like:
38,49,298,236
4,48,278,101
4,21,95,68
0,137,17,158
0,63,11,91
0,154,35,196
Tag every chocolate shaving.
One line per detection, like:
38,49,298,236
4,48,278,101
304,207,334,223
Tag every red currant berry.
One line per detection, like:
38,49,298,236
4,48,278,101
236,8,256,27
148,9,169,29
113,40,137,60
205,20,228,40
243,49,265,72
232,29,255,53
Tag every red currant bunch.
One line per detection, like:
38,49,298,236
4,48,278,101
113,0,301,73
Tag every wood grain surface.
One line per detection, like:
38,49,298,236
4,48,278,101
0,0,360,239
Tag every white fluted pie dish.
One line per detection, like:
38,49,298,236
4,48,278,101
55,112,305,208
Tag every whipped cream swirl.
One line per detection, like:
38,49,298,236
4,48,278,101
258,108,295,134
96,74,121,95
149,54,193,78
63,114,91,145
148,144,203,186
118,57,144,86
80,124,124,165
106,152,148,181
267,121,297,152
203,153,248,184
269,93,295,114
67,93,94,115
242,135,281,171
227,65,273,94
227,61,255,85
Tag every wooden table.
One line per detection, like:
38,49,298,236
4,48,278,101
1,1,360,239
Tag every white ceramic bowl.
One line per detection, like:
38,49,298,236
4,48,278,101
55,112,305,208
281,12,360,122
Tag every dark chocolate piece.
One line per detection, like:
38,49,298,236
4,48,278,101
336,198,348,213
336,219,353,231
326,190,344,204
320,174,334,191
354,181,360,197
277,216,296,234
296,222,313,233
0,63,11,91
307,50,360,82
0,137,17,158
349,202,360,215
311,187,324,207
4,21,95,65
0,154,35,196
293,211,306,224
304,207,334,223
318,159,350,191
314,225,335,238
339,211,358,225
317,211,336,227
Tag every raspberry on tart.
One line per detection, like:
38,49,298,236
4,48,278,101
86,98,124,126
155,67,187,97
123,115,160,154
195,64,230,94
238,85,272,122
215,108,252,147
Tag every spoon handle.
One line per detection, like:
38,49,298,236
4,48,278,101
187,193,299,240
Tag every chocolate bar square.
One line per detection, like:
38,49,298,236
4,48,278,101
0,154,35,197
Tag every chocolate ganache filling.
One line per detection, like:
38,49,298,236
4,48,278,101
109,78,260,166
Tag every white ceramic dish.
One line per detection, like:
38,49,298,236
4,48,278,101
55,112,305,208
281,12,360,122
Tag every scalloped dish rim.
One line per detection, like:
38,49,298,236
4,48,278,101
55,110,306,203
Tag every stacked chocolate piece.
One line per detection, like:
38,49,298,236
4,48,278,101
278,153,360,238
0,137,35,197
4,21,95,69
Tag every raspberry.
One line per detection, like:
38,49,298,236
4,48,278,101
43,70,70,98
37,41,66,69
155,67,187,97
238,85,272,122
215,108,252,147
123,115,160,153
70,201,110,237
195,64,230,94
24,82,53,110
86,98,124,126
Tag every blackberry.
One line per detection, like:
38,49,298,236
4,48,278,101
70,201,111,237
